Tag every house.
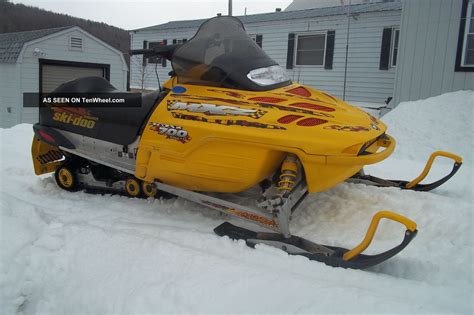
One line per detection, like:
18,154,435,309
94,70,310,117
391,0,473,107
129,1,402,106
0,26,128,128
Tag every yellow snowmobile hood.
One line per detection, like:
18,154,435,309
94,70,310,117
162,80,386,157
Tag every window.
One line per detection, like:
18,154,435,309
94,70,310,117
173,39,187,44
456,0,474,71
249,34,263,48
69,36,83,51
147,41,164,64
379,27,398,70
462,1,474,66
391,28,400,67
295,33,326,66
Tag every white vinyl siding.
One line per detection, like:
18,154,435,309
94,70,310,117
0,64,21,127
295,32,327,66
393,0,474,106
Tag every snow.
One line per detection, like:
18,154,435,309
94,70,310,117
1,91,473,314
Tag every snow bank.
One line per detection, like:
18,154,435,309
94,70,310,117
0,92,473,314
382,90,474,161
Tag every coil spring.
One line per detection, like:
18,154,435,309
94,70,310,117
277,154,298,195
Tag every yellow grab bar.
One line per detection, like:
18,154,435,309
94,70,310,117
405,151,463,189
343,210,417,261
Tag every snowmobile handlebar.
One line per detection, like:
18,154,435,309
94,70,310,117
130,44,182,60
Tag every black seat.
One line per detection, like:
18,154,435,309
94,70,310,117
40,77,161,145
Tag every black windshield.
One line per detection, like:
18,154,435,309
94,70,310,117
172,16,291,91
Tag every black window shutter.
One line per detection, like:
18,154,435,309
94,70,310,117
325,30,335,69
286,33,295,69
142,40,148,66
172,39,177,44
162,39,167,67
256,34,263,48
379,28,392,70
183,38,187,43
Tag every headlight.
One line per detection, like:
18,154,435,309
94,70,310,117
247,65,289,86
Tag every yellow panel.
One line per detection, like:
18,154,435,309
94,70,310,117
136,83,392,193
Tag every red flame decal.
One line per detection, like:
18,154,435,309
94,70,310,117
289,103,335,112
286,86,311,97
296,118,327,126
277,115,304,124
249,96,286,103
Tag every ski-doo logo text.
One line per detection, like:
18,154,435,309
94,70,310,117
169,101,265,118
149,122,191,143
52,112,96,129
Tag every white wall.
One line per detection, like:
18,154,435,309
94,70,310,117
10,28,128,126
393,0,474,105
0,64,21,128
130,9,401,104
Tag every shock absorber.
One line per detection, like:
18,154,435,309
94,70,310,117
277,154,298,198
257,153,300,238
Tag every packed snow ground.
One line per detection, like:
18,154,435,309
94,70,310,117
1,91,473,314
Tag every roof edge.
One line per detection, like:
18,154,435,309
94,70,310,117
130,1,401,32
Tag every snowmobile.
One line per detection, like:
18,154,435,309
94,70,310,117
31,16,463,269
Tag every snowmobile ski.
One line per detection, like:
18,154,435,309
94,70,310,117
348,151,463,191
214,213,417,270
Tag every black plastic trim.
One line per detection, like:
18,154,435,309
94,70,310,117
286,33,295,69
379,28,392,70
33,123,75,149
325,30,335,70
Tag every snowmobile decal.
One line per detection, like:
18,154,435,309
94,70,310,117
206,89,248,99
201,201,277,228
286,86,311,97
254,102,334,118
289,103,335,112
275,93,337,106
324,125,371,132
248,96,287,103
170,94,334,118
367,113,380,125
51,107,98,129
171,94,250,106
226,209,277,228
167,100,266,118
171,112,286,130
149,122,191,143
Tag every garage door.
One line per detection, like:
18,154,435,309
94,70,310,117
42,64,106,93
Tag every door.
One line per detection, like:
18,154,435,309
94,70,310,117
41,64,106,93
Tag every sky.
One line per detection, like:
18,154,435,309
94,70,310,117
12,0,293,30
